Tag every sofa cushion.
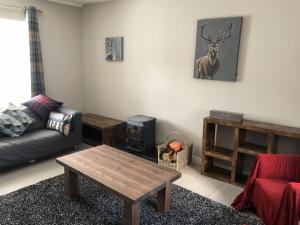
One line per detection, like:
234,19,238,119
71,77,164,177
0,129,75,169
22,95,63,122
20,107,45,132
0,103,33,137
47,112,72,136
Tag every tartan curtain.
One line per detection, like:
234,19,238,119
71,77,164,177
27,6,45,97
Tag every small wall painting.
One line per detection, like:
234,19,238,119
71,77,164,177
105,37,123,61
194,17,243,81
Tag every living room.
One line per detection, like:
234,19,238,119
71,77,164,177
0,0,299,224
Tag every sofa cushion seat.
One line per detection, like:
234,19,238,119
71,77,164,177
0,129,74,169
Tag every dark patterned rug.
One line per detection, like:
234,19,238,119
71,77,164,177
0,175,263,225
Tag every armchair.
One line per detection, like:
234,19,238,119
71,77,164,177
232,154,300,225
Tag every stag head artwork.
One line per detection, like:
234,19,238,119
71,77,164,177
195,22,233,80
105,37,124,61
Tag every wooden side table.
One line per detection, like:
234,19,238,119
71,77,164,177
82,113,126,148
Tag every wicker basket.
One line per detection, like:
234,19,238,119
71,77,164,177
157,131,191,171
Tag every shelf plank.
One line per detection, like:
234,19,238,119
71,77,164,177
83,137,101,146
267,133,274,154
231,128,240,183
205,117,300,139
242,120,300,139
205,146,233,162
204,167,231,183
238,143,267,156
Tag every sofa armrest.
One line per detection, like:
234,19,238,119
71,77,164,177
56,106,82,146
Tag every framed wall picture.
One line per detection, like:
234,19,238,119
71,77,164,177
194,17,243,81
105,37,124,61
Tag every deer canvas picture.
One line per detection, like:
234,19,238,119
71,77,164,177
194,17,243,81
105,37,124,61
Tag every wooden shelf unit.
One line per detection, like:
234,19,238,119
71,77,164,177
201,117,300,186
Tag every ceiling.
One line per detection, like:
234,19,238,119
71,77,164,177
48,0,110,7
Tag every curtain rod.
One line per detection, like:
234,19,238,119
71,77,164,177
0,2,43,13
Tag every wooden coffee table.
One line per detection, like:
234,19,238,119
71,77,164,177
56,145,181,225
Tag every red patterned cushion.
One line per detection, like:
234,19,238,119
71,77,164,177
22,95,63,122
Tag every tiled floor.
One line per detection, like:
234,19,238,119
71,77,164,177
0,144,242,208
173,165,243,207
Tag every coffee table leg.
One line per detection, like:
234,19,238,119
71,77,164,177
124,201,140,225
64,167,78,197
157,182,171,214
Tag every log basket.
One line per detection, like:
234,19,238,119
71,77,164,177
157,131,191,171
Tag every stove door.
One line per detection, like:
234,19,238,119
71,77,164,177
126,124,143,141
126,124,145,152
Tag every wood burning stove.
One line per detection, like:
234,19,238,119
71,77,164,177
126,115,156,154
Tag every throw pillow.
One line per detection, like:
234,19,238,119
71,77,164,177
22,95,63,122
47,112,72,136
0,103,34,137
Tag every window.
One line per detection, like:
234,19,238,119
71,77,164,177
0,17,31,107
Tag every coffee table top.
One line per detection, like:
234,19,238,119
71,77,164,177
56,145,181,203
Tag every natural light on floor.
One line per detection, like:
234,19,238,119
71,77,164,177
0,17,31,108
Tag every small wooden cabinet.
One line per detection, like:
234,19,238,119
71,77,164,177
201,117,300,186
82,113,126,148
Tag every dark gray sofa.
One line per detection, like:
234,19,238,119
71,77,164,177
0,107,82,170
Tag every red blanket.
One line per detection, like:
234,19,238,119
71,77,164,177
231,154,300,225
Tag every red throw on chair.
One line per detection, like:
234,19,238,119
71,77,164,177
232,154,300,225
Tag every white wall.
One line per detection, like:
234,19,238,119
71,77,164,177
82,0,300,156
1,0,299,156
0,0,83,110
